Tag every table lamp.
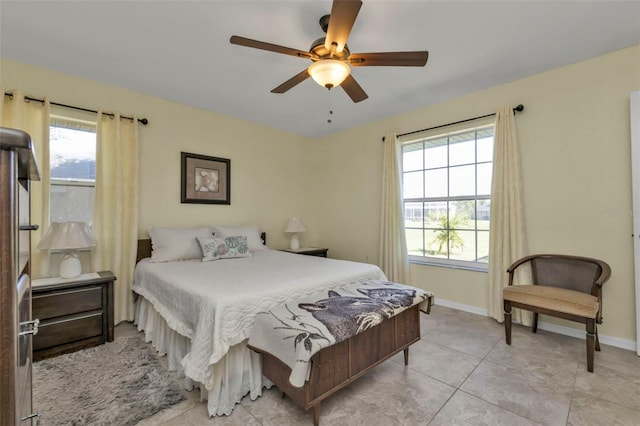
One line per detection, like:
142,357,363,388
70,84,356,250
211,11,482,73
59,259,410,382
285,217,306,250
37,221,97,278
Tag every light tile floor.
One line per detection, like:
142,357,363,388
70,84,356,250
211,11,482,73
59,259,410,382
117,305,640,425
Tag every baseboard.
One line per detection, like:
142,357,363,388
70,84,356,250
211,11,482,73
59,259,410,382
434,298,489,316
434,298,637,352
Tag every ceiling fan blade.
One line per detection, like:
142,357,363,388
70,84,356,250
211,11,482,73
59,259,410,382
350,51,429,67
230,35,314,59
271,69,311,94
340,74,368,103
325,0,362,54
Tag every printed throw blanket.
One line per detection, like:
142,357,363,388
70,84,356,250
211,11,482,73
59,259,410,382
247,279,433,388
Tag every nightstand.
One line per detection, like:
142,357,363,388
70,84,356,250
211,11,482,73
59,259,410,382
31,271,115,361
281,247,329,257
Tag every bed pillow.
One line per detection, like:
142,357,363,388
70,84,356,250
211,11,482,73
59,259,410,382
148,226,212,262
197,236,252,262
212,225,266,251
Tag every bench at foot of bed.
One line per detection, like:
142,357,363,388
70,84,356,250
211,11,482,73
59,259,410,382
252,302,428,425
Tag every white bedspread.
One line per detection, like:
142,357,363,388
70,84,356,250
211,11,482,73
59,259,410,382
133,250,386,390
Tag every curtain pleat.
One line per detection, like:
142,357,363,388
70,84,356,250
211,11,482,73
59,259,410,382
1,89,51,277
93,112,139,323
488,106,529,324
379,132,409,283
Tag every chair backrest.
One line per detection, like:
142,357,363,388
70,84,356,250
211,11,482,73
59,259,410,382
530,255,609,295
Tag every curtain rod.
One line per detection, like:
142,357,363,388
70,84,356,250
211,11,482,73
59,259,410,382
382,104,524,142
3,92,149,125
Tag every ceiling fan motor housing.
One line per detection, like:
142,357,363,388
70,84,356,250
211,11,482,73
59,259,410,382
310,37,350,61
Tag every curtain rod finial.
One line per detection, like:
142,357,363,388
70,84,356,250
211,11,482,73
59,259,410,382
139,118,149,125
514,104,524,112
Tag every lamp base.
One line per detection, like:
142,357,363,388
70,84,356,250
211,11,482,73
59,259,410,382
289,235,300,250
60,253,81,279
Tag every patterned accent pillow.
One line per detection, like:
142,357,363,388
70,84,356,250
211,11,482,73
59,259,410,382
197,236,252,262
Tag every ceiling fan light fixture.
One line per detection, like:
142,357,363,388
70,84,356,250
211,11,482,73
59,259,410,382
308,59,351,89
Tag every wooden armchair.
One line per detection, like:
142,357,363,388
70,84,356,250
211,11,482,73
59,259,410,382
502,254,611,372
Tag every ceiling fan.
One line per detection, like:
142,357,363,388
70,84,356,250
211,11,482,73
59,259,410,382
230,0,429,103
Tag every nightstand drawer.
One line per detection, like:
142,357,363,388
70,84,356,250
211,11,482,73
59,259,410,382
33,286,103,319
34,311,103,351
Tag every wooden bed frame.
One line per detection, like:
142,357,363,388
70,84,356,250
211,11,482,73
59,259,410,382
249,304,426,426
135,235,432,425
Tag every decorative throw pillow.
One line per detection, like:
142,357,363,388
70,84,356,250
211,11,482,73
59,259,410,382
212,225,266,251
197,235,252,262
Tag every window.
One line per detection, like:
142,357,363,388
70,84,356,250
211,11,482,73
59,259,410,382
401,124,494,270
49,116,97,224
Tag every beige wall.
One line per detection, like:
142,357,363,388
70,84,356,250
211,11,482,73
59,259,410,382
0,57,316,256
2,45,639,343
311,45,640,343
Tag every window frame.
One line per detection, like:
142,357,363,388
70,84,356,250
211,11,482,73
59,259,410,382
400,122,494,272
48,113,97,224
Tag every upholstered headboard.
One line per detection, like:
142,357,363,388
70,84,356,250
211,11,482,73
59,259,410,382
136,232,267,264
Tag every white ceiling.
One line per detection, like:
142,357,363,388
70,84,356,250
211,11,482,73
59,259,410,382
1,1,639,138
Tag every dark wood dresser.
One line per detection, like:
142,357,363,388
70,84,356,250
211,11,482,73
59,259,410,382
0,127,41,425
32,271,115,361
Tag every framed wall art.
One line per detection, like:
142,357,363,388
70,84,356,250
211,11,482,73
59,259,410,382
181,152,230,204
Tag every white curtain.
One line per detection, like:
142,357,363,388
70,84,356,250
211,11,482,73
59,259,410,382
93,112,139,323
0,89,51,278
379,132,409,283
488,106,529,324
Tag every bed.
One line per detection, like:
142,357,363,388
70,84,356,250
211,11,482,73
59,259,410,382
132,228,392,417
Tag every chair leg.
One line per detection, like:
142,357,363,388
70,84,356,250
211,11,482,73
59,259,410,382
532,312,538,333
504,300,512,345
595,324,601,352
586,319,595,373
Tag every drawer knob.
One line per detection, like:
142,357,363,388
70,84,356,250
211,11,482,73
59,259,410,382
19,224,39,231
19,318,39,336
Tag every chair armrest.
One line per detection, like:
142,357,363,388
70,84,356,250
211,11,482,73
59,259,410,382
506,255,535,274
594,261,612,288
505,255,536,286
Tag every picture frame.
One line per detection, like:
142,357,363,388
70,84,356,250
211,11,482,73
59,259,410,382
181,152,230,204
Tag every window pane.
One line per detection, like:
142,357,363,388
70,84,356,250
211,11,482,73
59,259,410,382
402,145,423,172
477,230,490,262
450,200,474,230
406,228,424,256
449,138,475,166
424,229,446,258
449,230,477,262
403,171,424,199
424,138,448,169
404,202,423,228
477,199,491,230
449,165,475,196
424,201,447,228
477,163,492,195
477,136,493,163
425,169,447,197
50,184,94,223
50,126,96,181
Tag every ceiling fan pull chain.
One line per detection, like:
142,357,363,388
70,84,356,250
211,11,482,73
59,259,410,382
327,88,334,124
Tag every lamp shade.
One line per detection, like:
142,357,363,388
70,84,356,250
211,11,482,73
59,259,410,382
308,60,351,89
37,222,97,250
285,217,307,234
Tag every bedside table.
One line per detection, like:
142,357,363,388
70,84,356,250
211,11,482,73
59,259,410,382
281,247,329,257
32,271,115,361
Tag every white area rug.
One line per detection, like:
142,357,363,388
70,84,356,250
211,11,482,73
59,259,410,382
33,336,185,425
